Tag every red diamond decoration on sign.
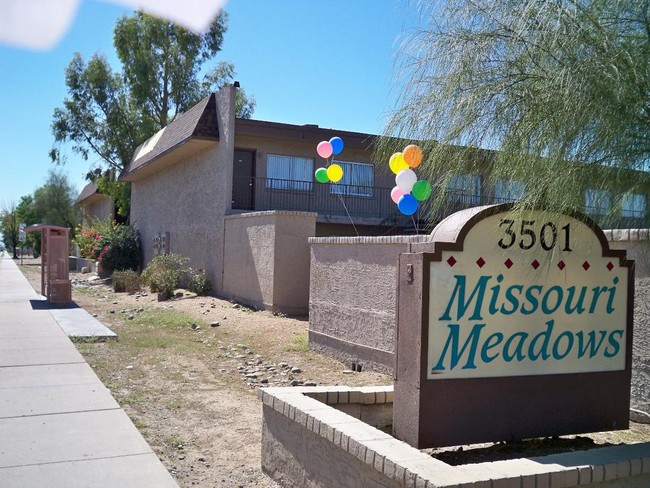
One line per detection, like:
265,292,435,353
447,256,457,267
504,258,513,269
557,260,566,270
531,259,540,270
476,257,486,268
607,261,614,271
582,261,591,271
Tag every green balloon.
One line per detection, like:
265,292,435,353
412,180,432,201
315,167,330,183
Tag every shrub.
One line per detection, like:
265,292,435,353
141,254,189,297
113,270,142,294
98,224,141,274
75,226,102,259
186,268,212,296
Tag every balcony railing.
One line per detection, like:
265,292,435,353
232,177,649,229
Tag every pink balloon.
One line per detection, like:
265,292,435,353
317,141,333,159
391,186,406,204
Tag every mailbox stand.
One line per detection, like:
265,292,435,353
25,224,71,306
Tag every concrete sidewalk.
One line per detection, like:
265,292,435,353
0,253,178,487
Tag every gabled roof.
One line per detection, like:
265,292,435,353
77,182,98,203
119,93,219,181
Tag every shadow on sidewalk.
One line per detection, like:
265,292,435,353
30,300,80,310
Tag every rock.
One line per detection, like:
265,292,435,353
81,266,89,274
304,381,317,387
127,315,134,320
125,365,133,370
291,367,302,374
210,321,220,328
342,369,355,374
290,379,303,386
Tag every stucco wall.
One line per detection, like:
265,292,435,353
81,197,114,226
308,235,434,372
223,211,316,314
604,229,650,278
130,86,236,290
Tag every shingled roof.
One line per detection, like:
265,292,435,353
119,93,219,181
76,182,101,204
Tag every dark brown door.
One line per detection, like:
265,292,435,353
232,150,255,210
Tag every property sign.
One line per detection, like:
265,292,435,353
428,211,628,379
19,222,26,242
393,204,634,448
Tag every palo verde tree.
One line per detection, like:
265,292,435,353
383,0,650,222
51,10,256,219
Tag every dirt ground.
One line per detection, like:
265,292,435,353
17,262,650,487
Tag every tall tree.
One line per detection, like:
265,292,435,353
51,10,255,218
32,170,80,232
1,202,20,259
384,0,649,220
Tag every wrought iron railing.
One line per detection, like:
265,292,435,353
232,177,649,229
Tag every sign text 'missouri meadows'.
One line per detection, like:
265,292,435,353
428,212,628,379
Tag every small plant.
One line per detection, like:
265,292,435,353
141,253,189,297
186,268,212,296
112,270,142,294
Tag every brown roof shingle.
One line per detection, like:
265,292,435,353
119,93,219,180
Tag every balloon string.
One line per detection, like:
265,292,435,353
411,214,418,235
337,192,359,236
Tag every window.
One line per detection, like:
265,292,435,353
584,189,610,215
266,154,313,191
447,174,481,204
494,179,525,203
330,161,374,197
622,193,646,218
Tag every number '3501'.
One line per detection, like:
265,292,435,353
498,219,572,252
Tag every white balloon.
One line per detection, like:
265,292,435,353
395,169,418,193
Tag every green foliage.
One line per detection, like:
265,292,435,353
75,226,102,259
186,268,212,296
51,10,255,189
112,270,143,293
97,224,141,274
33,170,79,232
75,218,140,273
141,253,190,296
382,0,650,221
0,202,19,258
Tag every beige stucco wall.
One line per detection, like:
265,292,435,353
604,229,650,278
130,86,236,290
308,235,434,371
222,211,316,314
81,196,114,226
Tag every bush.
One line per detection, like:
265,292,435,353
112,270,142,294
186,268,212,296
75,226,102,259
141,254,189,296
98,224,141,274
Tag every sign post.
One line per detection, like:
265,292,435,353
394,204,634,448
19,222,26,265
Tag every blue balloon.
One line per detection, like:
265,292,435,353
329,136,344,155
398,194,418,216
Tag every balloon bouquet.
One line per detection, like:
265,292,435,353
314,136,360,235
314,137,345,183
389,144,432,216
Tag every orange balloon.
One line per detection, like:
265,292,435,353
403,144,422,168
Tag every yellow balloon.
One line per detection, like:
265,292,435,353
327,164,344,183
389,152,408,174
403,144,422,168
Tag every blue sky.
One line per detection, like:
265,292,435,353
0,0,415,207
